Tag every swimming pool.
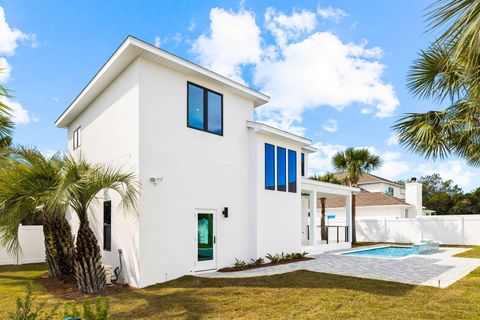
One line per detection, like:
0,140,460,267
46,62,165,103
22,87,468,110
343,246,415,258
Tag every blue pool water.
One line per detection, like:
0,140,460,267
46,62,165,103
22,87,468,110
344,246,415,258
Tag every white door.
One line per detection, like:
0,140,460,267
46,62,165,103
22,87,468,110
195,210,216,271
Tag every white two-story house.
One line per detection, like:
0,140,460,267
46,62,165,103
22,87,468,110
55,36,358,288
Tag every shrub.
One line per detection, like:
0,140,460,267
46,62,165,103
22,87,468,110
265,253,281,263
9,285,59,320
233,258,246,268
63,298,110,320
250,258,265,266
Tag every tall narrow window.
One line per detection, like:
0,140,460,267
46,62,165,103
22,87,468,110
288,150,297,193
103,201,111,251
277,147,286,191
301,153,305,177
187,82,223,135
73,127,81,150
265,143,275,190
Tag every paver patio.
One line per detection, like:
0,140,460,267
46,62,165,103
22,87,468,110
201,246,480,288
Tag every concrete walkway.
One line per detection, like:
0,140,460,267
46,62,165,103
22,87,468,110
201,246,480,288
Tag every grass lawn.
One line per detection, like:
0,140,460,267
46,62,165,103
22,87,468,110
1,252,480,319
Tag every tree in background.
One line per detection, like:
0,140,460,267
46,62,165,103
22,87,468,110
0,148,75,280
332,148,381,244
393,0,480,166
309,173,342,241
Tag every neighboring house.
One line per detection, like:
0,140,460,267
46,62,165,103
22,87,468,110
322,173,427,221
55,36,358,288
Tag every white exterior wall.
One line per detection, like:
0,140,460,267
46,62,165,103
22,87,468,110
252,133,302,258
356,215,480,245
323,205,410,220
0,225,45,265
136,58,257,287
66,60,141,286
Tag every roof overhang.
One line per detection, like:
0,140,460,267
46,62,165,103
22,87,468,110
246,121,314,147
301,178,360,197
56,36,270,128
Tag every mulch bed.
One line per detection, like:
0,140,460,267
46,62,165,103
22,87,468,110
218,257,313,272
37,274,131,300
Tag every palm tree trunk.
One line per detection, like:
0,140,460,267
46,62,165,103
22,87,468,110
74,217,106,294
42,212,75,280
320,198,327,241
351,193,357,244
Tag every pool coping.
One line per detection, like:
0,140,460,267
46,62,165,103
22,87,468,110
337,245,424,260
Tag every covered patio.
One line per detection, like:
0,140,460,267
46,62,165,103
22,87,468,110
301,178,359,254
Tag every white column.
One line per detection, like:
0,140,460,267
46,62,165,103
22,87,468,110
309,191,317,246
345,194,353,243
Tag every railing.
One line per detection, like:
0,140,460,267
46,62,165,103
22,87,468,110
318,225,349,244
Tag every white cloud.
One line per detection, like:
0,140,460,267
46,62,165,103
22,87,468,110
360,108,371,114
0,57,11,82
154,36,162,48
373,151,410,180
52,96,59,102
387,133,399,146
192,7,262,82
308,142,346,175
265,7,316,48
188,20,196,31
0,7,28,55
317,5,348,22
254,31,399,132
0,96,37,125
321,118,338,133
418,160,477,190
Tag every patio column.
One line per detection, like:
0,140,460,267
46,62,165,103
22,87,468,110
309,191,317,246
345,193,353,243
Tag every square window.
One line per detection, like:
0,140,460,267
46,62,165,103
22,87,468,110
187,82,223,135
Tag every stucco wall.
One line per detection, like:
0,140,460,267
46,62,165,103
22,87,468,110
66,59,141,286
324,205,408,220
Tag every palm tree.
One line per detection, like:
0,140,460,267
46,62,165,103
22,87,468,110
0,148,75,280
393,0,480,165
309,173,342,241
332,148,381,244
57,158,139,294
0,68,14,142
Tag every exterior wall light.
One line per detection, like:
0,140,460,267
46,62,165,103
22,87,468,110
222,207,229,218
149,177,163,184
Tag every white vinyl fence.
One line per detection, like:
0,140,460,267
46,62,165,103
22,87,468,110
356,215,480,245
0,225,45,265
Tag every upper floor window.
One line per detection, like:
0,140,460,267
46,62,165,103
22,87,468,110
301,153,305,177
265,143,275,190
73,127,81,150
187,82,223,136
277,147,286,192
385,186,394,196
288,150,297,193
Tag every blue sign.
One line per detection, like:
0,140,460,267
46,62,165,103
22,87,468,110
327,215,336,219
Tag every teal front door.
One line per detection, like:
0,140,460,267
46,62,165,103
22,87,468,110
196,210,216,271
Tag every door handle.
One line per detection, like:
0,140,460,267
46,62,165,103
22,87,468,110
214,236,216,244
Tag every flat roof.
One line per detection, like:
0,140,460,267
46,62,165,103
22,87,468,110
56,36,270,128
246,121,315,148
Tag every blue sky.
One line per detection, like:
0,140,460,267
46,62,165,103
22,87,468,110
1,0,479,191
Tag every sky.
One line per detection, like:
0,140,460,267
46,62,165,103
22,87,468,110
1,0,479,191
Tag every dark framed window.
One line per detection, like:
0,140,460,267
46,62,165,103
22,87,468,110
73,127,81,150
288,150,297,193
301,153,305,177
277,147,286,191
187,82,223,135
265,143,275,190
103,200,111,251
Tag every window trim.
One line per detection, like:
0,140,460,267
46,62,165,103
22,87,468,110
103,200,112,251
73,126,81,150
265,143,275,191
277,146,286,192
187,81,224,136
288,149,297,193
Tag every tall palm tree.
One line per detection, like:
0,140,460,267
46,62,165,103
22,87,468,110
332,148,381,244
393,0,480,165
0,68,14,142
0,148,75,280
57,158,139,294
309,173,342,241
